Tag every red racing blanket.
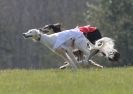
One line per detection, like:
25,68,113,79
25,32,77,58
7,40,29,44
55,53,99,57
79,25,97,33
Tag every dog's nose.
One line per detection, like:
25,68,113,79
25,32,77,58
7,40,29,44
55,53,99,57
23,33,25,36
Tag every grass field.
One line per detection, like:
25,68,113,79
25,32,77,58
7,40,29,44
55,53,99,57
0,67,133,94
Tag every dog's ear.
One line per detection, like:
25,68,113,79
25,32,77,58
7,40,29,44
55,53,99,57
53,23,61,28
38,28,49,33
52,23,62,33
38,28,43,32
39,24,53,30
44,24,54,29
38,23,62,33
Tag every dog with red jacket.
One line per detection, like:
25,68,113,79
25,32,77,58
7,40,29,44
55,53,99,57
39,23,102,61
39,23,120,62
39,23,102,45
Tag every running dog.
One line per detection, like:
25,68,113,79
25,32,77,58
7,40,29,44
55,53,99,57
39,23,120,68
23,27,99,70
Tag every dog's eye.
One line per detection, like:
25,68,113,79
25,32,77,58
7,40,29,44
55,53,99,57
97,41,102,46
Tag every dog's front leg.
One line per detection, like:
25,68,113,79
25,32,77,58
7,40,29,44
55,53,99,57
65,49,78,70
55,47,77,70
87,50,103,68
87,50,99,60
54,48,71,69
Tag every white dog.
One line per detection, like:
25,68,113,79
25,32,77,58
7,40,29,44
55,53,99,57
23,27,97,70
23,27,120,69
94,37,120,61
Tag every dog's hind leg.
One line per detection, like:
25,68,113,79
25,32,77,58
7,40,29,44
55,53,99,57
89,60,103,68
79,48,103,68
74,37,91,65
59,62,70,69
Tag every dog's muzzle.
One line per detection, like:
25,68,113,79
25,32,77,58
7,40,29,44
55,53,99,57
23,33,32,38
108,52,120,62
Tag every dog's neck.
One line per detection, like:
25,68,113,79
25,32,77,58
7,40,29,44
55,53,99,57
39,34,56,50
36,34,41,41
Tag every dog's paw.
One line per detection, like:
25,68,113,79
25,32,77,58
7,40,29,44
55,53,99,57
59,66,67,69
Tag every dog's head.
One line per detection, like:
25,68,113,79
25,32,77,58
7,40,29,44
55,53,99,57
23,29,41,41
95,37,120,62
39,23,61,33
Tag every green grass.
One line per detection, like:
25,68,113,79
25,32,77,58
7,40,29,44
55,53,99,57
0,67,133,94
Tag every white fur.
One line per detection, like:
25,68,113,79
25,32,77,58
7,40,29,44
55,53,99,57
94,37,118,60
24,29,117,69
95,37,114,49
23,28,93,70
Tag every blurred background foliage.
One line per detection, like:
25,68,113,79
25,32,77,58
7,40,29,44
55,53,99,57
86,0,133,66
0,0,132,69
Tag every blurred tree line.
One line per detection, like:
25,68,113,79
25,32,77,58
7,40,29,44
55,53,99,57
86,0,133,66
0,0,132,69
0,0,96,69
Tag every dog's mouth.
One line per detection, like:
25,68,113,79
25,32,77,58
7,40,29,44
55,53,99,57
108,52,120,62
23,33,32,38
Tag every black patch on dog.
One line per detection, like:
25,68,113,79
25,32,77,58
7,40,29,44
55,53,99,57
39,23,61,33
108,52,120,62
84,29,102,44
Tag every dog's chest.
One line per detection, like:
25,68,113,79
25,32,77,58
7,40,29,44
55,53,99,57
40,35,56,49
